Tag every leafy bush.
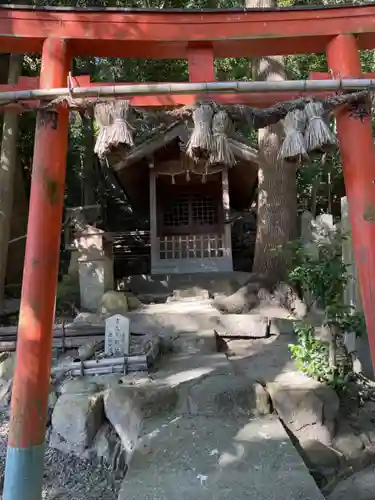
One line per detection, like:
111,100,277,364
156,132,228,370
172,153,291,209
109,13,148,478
290,321,354,390
287,231,366,389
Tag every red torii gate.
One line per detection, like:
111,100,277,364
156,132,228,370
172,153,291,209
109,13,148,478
2,5,375,499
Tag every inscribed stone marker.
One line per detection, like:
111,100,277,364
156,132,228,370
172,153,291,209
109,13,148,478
105,314,130,356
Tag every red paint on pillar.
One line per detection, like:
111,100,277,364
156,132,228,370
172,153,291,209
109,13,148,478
8,38,70,448
326,34,375,372
187,44,215,82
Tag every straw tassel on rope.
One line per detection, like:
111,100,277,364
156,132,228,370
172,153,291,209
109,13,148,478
94,102,114,159
304,101,336,153
209,110,236,167
279,108,308,162
187,103,214,160
107,99,134,150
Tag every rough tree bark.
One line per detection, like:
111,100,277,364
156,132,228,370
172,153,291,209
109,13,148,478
246,0,298,285
82,59,97,208
0,54,23,310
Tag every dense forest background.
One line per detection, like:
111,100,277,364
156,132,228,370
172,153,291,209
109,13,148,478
1,0,374,299
11,0,375,218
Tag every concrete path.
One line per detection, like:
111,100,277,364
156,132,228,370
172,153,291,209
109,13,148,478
117,328,325,500
119,415,325,500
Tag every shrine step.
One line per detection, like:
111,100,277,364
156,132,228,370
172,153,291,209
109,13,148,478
118,415,324,500
123,271,253,297
127,307,294,338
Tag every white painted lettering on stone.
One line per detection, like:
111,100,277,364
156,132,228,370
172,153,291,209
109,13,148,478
105,314,130,356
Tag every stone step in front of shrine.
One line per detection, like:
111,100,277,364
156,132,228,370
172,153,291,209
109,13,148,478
74,306,294,342
118,415,325,500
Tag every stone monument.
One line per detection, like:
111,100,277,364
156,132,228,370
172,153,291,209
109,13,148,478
105,314,130,356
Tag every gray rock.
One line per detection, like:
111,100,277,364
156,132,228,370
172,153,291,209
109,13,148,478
93,422,116,461
0,352,15,408
214,315,270,338
267,372,340,433
124,292,143,311
47,384,58,427
171,332,217,355
100,291,128,315
167,287,210,302
214,281,260,313
328,465,375,500
93,422,127,475
184,374,271,418
333,421,365,461
104,382,179,458
73,312,105,326
300,439,343,479
51,392,104,452
104,388,142,458
59,379,100,395
295,422,335,447
346,403,375,446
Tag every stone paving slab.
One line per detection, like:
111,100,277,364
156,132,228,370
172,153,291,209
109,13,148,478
118,415,325,500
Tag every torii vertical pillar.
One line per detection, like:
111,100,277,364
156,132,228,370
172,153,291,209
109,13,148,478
327,34,375,373
3,38,70,500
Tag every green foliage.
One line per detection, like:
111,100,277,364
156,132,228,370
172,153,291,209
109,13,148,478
288,233,349,309
287,233,366,388
289,321,351,390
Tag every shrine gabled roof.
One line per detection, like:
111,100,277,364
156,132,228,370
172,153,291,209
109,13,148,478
109,120,259,214
110,121,259,172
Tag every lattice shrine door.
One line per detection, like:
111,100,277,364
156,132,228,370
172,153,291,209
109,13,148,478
152,172,233,274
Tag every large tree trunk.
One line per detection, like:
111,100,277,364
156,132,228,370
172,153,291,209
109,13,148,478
5,155,28,291
246,0,298,285
82,58,97,208
82,108,96,207
0,54,23,309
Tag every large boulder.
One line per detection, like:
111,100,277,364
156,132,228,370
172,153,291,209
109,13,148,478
59,378,100,395
214,280,261,313
182,374,271,418
299,439,343,485
103,388,142,459
267,371,340,444
124,291,143,311
214,278,307,318
104,382,179,458
100,291,129,315
51,392,104,454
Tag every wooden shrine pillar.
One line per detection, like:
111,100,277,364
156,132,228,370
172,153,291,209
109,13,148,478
222,168,233,265
149,168,158,273
326,34,375,373
3,38,70,500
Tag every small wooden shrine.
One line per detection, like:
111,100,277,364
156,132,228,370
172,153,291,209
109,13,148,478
94,91,346,275
108,119,259,274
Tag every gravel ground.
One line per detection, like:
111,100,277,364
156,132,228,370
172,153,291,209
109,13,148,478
0,412,122,500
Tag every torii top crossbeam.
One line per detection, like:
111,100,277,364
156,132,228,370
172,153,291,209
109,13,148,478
2,3,375,57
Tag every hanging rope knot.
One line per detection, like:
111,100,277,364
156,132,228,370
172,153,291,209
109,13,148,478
94,100,134,159
107,100,134,149
209,110,236,167
93,101,114,159
304,101,336,154
279,108,308,162
187,103,214,161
